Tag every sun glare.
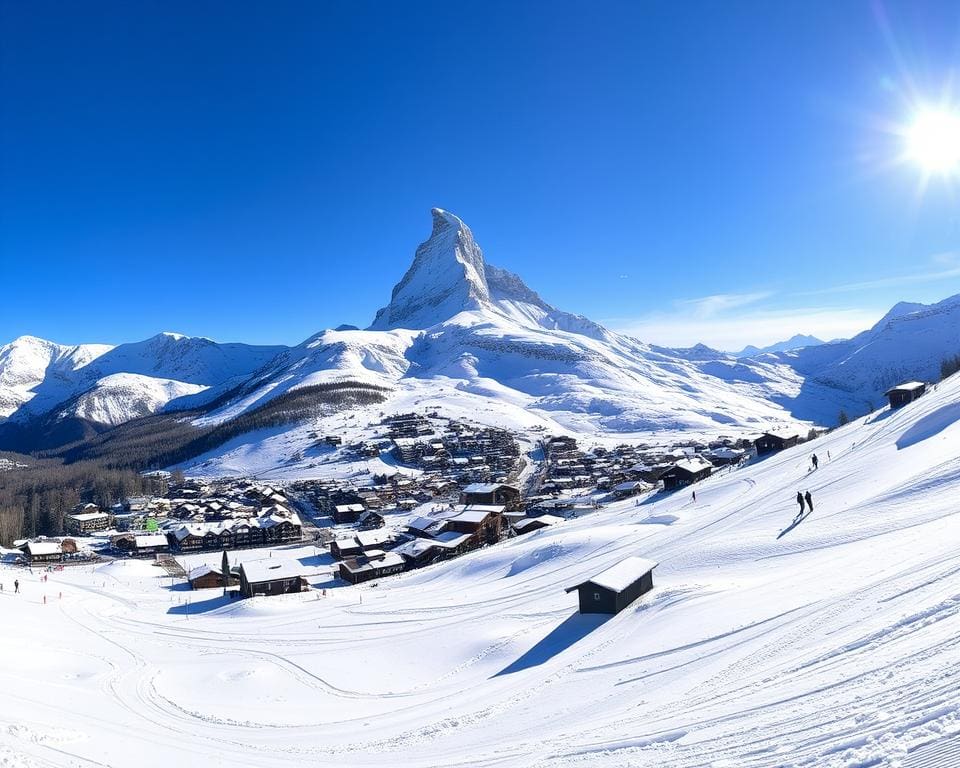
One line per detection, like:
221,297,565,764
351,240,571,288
905,108,960,175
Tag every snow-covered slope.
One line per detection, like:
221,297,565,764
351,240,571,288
768,295,960,413
0,335,112,419
4,366,960,767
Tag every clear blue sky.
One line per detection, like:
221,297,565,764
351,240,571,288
2,1,958,350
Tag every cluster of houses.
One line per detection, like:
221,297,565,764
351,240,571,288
531,435,752,501
327,483,522,583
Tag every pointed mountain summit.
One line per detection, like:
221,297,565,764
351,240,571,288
369,208,557,330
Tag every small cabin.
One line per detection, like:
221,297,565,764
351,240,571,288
565,556,658,614
338,551,405,584
885,381,926,409
658,458,713,491
239,558,305,598
459,483,521,509
754,430,801,456
188,565,239,590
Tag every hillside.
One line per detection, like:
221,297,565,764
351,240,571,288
3,363,959,766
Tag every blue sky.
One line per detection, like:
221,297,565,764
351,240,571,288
1,1,958,350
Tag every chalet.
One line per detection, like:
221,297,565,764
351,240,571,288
659,458,713,491
565,556,658,614
445,504,504,545
755,429,802,455
885,381,926,409
188,564,239,590
239,558,305,598
333,503,365,524
21,540,63,564
64,511,111,535
113,533,169,556
338,550,406,584
329,529,397,560
357,510,385,529
705,447,747,467
460,483,521,509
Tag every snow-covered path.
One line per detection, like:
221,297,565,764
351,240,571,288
3,380,960,767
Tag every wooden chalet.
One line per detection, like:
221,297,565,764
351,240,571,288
754,429,802,456
658,458,713,491
885,381,926,409
189,564,239,590
21,540,63,564
459,483,521,509
445,504,504,545
329,529,397,560
338,550,406,584
113,533,170,556
239,558,305,598
333,503,365,524
565,556,658,614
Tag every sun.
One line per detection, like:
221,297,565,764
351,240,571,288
905,108,960,175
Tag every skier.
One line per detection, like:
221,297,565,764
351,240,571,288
13,579,19,594
691,490,696,503
796,491,805,516
805,490,813,513
811,453,819,470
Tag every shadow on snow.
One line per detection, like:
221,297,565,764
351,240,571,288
493,613,609,677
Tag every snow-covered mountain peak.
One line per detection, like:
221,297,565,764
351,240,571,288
369,208,491,331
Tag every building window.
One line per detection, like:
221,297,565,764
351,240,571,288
593,592,601,601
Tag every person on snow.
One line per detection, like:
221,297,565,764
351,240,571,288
796,491,805,516
691,490,696,503
13,579,19,594
811,453,819,470
805,490,813,512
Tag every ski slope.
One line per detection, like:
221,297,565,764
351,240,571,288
3,377,960,767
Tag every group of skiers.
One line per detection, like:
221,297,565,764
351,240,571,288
0,580,20,593
796,490,814,517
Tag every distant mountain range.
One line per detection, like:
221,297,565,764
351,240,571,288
732,335,825,358
2,208,959,462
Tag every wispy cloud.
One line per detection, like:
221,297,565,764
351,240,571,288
674,291,774,319
801,252,960,296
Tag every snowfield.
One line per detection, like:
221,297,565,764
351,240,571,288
3,370,960,766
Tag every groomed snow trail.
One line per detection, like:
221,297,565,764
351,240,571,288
3,380,960,767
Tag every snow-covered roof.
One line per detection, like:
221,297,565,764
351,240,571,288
431,531,473,548
450,506,501,524
240,558,303,584
340,552,405,573
67,512,109,522
24,541,62,555
668,457,714,474
886,381,926,393
613,481,646,491
462,482,509,494
567,556,659,594
134,534,168,548
513,515,563,533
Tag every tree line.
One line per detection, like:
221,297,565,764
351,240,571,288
0,381,388,544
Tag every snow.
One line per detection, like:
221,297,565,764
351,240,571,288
569,555,659,593
2,372,960,765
